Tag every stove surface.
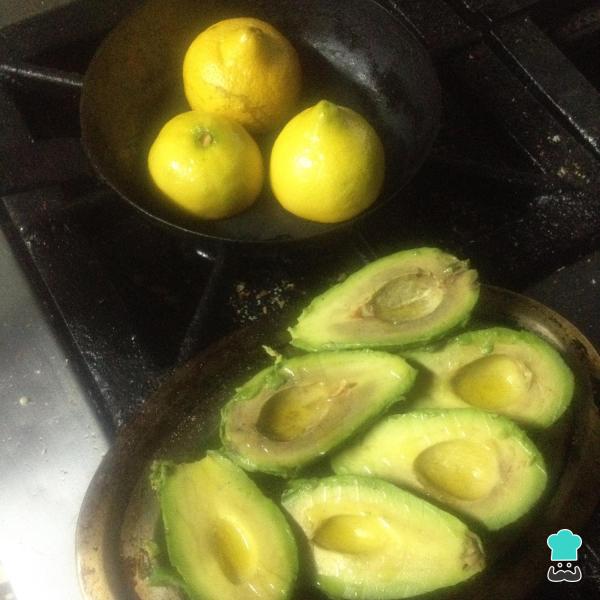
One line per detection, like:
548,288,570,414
0,1,599,599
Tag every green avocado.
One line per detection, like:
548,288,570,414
152,453,298,600
289,247,479,351
282,475,485,600
405,327,574,427
332,409,547,530
220,350,416,476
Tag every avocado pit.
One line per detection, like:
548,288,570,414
414,439,500,501
363,271,445,323
452,354,532,410
213,517,256,584
257,380,356,442
313,514,389,555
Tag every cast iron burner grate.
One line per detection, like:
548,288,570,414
1,0,600,598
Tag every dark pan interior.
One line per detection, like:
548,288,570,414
76,286,600,600
80,0,441,243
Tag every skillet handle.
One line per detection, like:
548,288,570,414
0,62,94,195
0,62,83,89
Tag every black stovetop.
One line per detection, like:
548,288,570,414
0,1,599,596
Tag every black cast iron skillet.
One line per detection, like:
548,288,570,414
76,285,600,600
80,0,441,244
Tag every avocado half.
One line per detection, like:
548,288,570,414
289,247,479,351
220,350,416,476
152,453,298,600
332,409,548,530
405,327,575,427
282,475,485,600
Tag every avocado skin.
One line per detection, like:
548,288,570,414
332,408,548,530
405,327,575,427
153,452,298,600
220,350,417,477
282,474,485,600
289,247,480,351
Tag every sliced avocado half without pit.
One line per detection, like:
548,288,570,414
282,475,485,600
289,247,479,351
152,452,298,600
405,327,575,427
220,350,416,476
332,409,548,530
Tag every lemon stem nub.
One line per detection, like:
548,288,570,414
195,130,214,147
316,100,339,122
243,26,264,40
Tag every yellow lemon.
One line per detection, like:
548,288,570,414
183,17,301,134
148,111,263,220
270,100,385,223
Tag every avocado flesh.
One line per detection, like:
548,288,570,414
332,409,548,530
221,351,416,476
282,475,485,600
154,453,298,600
405,327,574,427
221,350,416,476
289,248,479,351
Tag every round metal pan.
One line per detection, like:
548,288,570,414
76,285,600,600
80,0,441,244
